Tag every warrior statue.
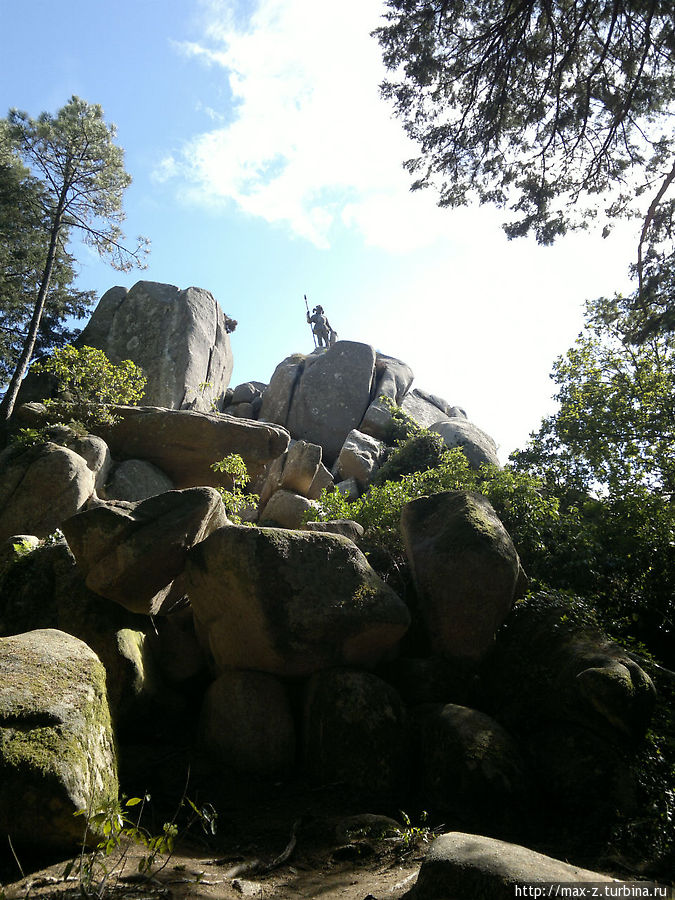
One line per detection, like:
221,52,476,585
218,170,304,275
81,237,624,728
305,296,337,348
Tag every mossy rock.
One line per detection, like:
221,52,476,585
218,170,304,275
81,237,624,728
0,629,118,852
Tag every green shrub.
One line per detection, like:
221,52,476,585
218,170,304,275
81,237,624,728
375,429,447,484
211,453,258,524
33,344,146,428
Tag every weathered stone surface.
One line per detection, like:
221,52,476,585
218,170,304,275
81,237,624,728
61,487,227,615
374,353,414,403
430,419,500,468
259,489,318,529
77,280,234,411
231,381,265,404
357,350,415,438
336,429,384,489
0,629,118,851
303,670,408,797
259,353,306,425
335,477,360,500
286,341,377,464
415,703,525,818
306,461,334,500
359,397,394,442
258,452,287,510
0,541,160,723
303,519,365,542
0,442,95,543
280,440,322,496
401,491,521,661
50,431,112,492
186,525,410,677
103,459,174,502
199,670,295,775
400,389,452,430
411,832,616,899
96,406,290,488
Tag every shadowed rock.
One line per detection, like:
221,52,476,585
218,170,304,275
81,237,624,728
62,487,227,615
401,491,521,661
186,525,410,677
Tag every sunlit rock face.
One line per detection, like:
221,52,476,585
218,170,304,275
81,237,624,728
77,280,234,411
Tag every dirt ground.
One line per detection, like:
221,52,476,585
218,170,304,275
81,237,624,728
1,768,433,900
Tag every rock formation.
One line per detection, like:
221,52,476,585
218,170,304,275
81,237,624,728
77,281,235,411
0,279,661,882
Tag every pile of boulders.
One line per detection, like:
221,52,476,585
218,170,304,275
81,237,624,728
0,282,658,880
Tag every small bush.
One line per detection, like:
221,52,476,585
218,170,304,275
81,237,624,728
33,344,146,429
376,429,447,484
211,453,258,524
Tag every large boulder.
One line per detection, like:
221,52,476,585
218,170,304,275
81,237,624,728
185,525,411,677
61,487,228,615
198,670,295,776
103,459,174,502
414,703,525,824
0,629,118,851
303,669,408,798
286,341,377,464
430,419,500,468
410,832,616,899
374,353,414,403
77,280,234,411
96,406,290,487
360,353,414,441
401,491,521,661
0,441,95,543
336,429,384,489
259,489,318,529
400,389,453,430
280,440,323,496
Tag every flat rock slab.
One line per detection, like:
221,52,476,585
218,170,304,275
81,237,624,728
409,832,616,899
0,629,118,852
186,525,410,677
98,406,290,487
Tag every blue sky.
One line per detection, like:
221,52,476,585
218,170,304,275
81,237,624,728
2,0,637,459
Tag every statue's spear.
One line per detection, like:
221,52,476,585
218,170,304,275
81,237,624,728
304,294,317,348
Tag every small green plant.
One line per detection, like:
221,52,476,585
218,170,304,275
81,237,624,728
394,810,436,852
11,538,35,558
211,453,259,524
33,344,146,429
64,792,217,898
13,426,48,447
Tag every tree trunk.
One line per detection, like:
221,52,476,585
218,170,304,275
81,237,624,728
0,209,64,424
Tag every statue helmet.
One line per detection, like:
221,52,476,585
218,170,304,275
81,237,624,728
313,305,324,313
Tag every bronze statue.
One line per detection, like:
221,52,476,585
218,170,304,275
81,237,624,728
305,296,337,348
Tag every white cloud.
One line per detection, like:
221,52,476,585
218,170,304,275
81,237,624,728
160,0,458,249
